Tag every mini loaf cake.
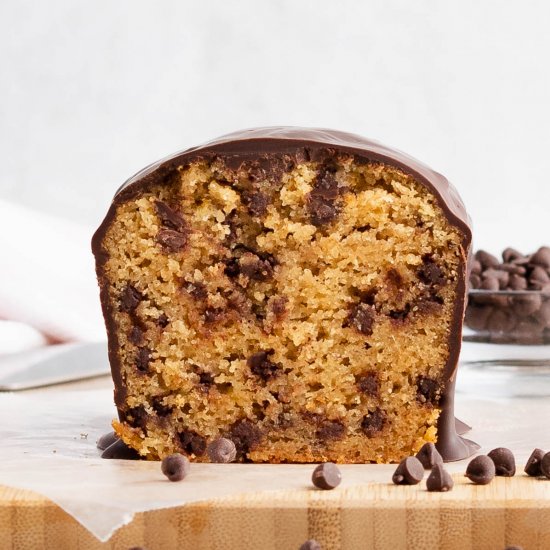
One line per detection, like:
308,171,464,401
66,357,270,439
92,127,476,463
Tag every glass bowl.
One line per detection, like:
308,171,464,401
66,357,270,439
464,290,550,344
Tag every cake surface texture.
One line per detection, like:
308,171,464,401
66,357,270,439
92,127,475,463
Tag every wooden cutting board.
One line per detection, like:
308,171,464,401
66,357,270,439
2,475,550,550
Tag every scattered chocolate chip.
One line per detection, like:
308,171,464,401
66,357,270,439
531,246,550,268
161,453,190,482
96,431,118,451
345,303,375,335
529,266,550,288
229,419,263,457
156,229,187,252
154,201,185,231
465,455,495,485
299,540,322,550
392,457,424,485
475,250,500,270
426,463,454,492
483,269,509,290
508,273,528,290
317,420,345,441
311,462,342,490
416,376,440,405
471,259,482,275
487,447,516,477
178,430,207,457
355,371,380,397
416,442,443,469
361,409,386,437
307,167,341,226
129,326,144,346
101,438,140,460
524,448,545,476
135,347,151,373
207,438,237,463
502,247,523,263
540,452,550,479
120,285,143,313
247,350,280,381
480,276,500,291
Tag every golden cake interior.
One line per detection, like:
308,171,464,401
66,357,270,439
99,154,464,463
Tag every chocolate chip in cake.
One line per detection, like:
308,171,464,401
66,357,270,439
299,540,322,550
178,429,207,457
151,397,172,417
119,285,143,313
465,455,495,485
418,256,446,286
416,376,440,405
269,295,288,317
239,252,275,281
389,304,411,322
161,453,190,482
360,408,386,438
156,312,169,328
124,405,148,429
311,462,342,490
247,350,280,381
416,442,443,469
345,303,375,335
540,452,550,479
307,166,341,226
229,419,263,457
487,447,516,477
392,457,424,485
184,281,208,301
135,347,151,373
207,438,237,463
129,326,144,346
426,463,454,492
96,431,118,451
355,371,380,397
317,420,345,441
156,229,187,252
154,200,186,231
203,307,225,324
243,189,270,216
524,448,545,476
198,370,215,388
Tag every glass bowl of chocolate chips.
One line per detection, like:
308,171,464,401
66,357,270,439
464,247,550,345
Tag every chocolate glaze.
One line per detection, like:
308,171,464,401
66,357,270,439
92,126,476,462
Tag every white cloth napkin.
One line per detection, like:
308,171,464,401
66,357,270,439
0,199,106,353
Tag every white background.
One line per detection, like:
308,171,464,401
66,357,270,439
1,0,549,253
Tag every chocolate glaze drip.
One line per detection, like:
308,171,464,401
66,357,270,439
92,127,475,462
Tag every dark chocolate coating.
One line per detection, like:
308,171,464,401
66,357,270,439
91,127,476,462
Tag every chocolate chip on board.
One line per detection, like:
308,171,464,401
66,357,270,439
487,447,516,477
96,431,118,451
392,457,424,485
540,451,550,479
416,442,443,469
524,448,545,477
299,540,322,550
207,438,237,463
426,463,454,492
161,453,190,482
311,462,342,490
465,455,495,485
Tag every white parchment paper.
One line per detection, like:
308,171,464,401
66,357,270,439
1,371,549,542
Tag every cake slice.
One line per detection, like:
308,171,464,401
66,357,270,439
92,127,475,463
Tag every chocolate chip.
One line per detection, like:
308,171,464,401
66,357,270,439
154,201,185,231
207,438,237,463
511,294,542,317
426,463,454,492
161,453,190,482
299,540,322,550
465,455,495,485
416,442,443,469
184,281,208,301
135,347,151,373
178,430,207,457
416,376,440,405
270,296,288,317
101,438,140,460
487,447,516,477
151,397,172,417
123,405,148,429
535,300,550,328
239,252,275,281
311,462,342,490
483,269,509,289
307,167,341,226
486,309,516,333
469,273,481,289
360,409,386,437
96,431,118,451
471,260,482,275
198,371,215,387
540,452,550,479
345,303,375,335
524,448,545,476
531,246,550,268
120,285,143,312
129,326,144,345
508,273,528,290
502,247,523,263
392,457,424,485
157,312,169,328
229,419,263,456
156,229,187,252
243,190,270,216
464,303,493,331
317,420,345,441
529,266,550,288
389,304,411,321
355,371,380,397
204,307,224,324
480,276,500,291
475,250,500,270
418,257,445,286
247,350,280,381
